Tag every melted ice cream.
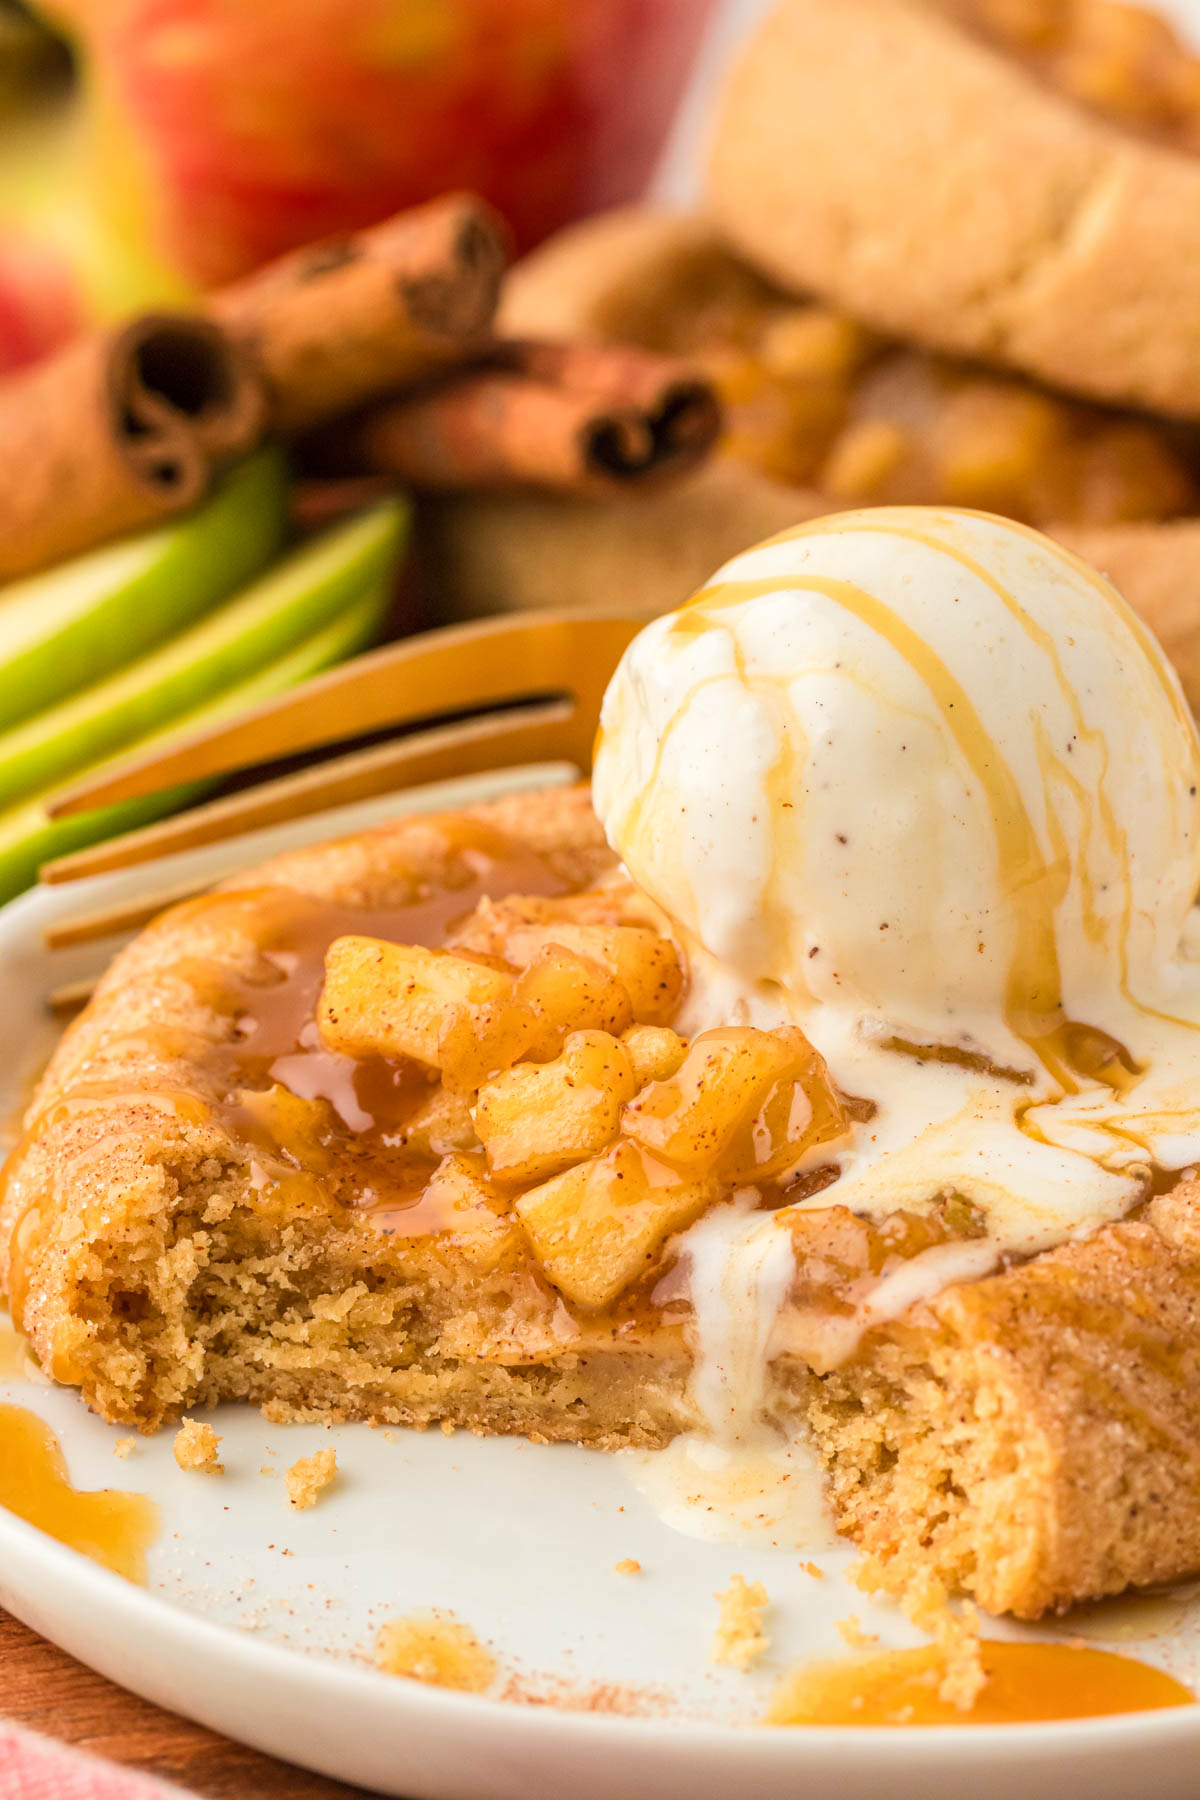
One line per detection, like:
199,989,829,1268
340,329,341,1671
594,507,1200,1258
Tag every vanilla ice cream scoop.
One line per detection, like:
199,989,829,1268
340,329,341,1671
593,508,1200,1253
596,506,1200,1055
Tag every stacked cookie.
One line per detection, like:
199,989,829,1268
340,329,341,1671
418,0,1200,710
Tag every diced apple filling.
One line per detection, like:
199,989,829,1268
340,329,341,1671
457,909,683,1025
719,1036,848,1183
317,918,850,1311
436,997,540,1098
400,1087,479,1158
421,1153,524,1273
501,922,682,1024
621,1024,687,1087
622,1026,845,1178
475,1030,636,1184
318,932,669,1088
234,1081,340,1163
514,945,634,1055
511,1026,848,1308
515,1140,718,1310
319,938,516,1067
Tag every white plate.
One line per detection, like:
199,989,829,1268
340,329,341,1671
4,769,1200,1800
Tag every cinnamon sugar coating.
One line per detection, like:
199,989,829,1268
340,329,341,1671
810,1179,1200,1617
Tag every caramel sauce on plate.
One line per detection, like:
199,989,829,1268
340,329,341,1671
0,1402,157,1583
767,1641,1194,1726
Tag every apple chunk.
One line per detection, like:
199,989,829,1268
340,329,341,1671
622,1025,687,1087
721,1048,848,1184
400,1086,479,1158
475,1030,636,1184
517,1140,717,1311
421,1153,523,1274
318,938,515,1067
514,944,633,1059
491,921,683,1025
437,996,540,1098
621,1026,842,1178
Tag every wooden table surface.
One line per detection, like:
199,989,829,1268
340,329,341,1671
0,1610,380,1798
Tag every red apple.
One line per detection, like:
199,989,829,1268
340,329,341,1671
45,0,715,288
0,223,81,373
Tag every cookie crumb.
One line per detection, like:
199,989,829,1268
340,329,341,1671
854,1557,984,1708
801,1561,824,1580
285,1447,337,1509
173,1418,222,1474
259,1464,277,1477
112,1437,135,1460
614,1558,642,1575
440,1419,455,1437
711,1574,769,1670
836,1613,878,1651
375,1612,496,1693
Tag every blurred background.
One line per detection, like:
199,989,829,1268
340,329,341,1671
0,0,728,370
8,0,1200,901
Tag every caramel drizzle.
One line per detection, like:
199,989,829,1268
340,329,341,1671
777,509,1200,1050
668,510,1200,1107
682,566,1071,1066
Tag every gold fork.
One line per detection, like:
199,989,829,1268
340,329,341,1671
39,608,645,981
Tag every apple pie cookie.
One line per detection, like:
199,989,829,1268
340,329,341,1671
0,781,858,1448
0,778,1198,1621
425,204,1200,698
10,507,1200,1627
707,0,1200,420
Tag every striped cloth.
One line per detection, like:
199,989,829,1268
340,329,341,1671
0,1723,187,1800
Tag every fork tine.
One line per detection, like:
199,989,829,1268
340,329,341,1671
48,610,644,820
40,702,583,884
43,878,210,949
48,977,99,1017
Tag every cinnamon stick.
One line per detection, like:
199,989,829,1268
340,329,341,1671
0,313,264,582
212,193,512,435
304,339,722,496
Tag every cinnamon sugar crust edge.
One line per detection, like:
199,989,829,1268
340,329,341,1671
810,1180,1200,1618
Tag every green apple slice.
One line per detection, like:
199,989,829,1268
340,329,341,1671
0,577,392,906
0,497,407,814
0,449,289,733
